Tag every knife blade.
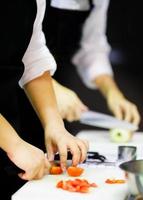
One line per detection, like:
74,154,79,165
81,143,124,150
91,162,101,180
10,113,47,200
54,151,107,163
80,110,138,131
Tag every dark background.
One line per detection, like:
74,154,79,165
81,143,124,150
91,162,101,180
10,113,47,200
1,1,143,199
107,0,143,130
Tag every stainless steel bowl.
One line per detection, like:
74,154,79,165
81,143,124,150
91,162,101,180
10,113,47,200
120,160,143,196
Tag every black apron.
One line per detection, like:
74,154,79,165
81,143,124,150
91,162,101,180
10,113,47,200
43,3,91,65
42,2,92,132
42,1,92,87
0,1,37,198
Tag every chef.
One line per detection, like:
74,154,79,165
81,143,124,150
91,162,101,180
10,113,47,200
43,0,140,125
0,0,88,199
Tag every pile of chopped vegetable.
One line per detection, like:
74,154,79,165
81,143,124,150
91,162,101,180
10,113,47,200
56,178,98,193
50,164,126,193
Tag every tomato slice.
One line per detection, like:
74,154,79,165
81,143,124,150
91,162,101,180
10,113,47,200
90,182,98,187
56,180,63,188
105,179,126,184
67,166,84,177
50,166,63,175
79,186,89,193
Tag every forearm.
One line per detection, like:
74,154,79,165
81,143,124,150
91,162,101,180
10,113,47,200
23,72,64,130
94,74,124,98
0,114,21,153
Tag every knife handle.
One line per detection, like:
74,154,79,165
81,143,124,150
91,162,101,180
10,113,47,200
0,151,24,176
4,158,24,176
4,164,24,176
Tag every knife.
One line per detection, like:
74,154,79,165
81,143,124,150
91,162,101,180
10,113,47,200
4,151,108,176
4,152,74,176
80,110,138,131
54,151,106,163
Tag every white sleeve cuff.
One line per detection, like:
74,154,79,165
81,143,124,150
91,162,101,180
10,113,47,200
19,47,57,87
72,52,113,89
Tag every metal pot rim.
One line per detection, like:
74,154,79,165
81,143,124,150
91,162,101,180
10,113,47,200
120,159,143,175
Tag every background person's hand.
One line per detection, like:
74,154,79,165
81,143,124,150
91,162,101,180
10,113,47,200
45,126,89,170
52,79,88,122
107,89,140,126
95,74,140,126
7,139,51,180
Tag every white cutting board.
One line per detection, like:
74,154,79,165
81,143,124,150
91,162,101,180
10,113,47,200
12,130,143,200
12,165,129,200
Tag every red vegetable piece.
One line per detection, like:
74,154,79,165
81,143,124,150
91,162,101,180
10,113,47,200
50,166,63,175
105,179,126,184
67,166,84,177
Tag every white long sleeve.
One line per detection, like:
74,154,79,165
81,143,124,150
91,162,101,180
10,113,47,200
72,0,113,89
19,0,57,87
51,0,90,11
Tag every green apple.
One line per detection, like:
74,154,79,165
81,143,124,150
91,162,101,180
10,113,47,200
109,128,133,143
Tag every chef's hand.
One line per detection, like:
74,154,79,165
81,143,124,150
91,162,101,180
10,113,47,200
52,79,88,122
45,126,89,170
95,74,140,126
107,89,140,125
7,139,51,180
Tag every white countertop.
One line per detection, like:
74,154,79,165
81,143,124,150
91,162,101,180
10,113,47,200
12,130,143,200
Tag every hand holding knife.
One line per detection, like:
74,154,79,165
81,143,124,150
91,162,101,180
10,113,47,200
4,151,108,176
80,110,138,131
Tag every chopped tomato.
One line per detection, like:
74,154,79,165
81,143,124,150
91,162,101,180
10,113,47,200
56,179,98,193
70,179,82,186
50,166,63,175
79,186,89,193
114,179,126,184
105,179,126,184
67,166,84,177
56,180,63,188
62,181,69,190
90,182,98,187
